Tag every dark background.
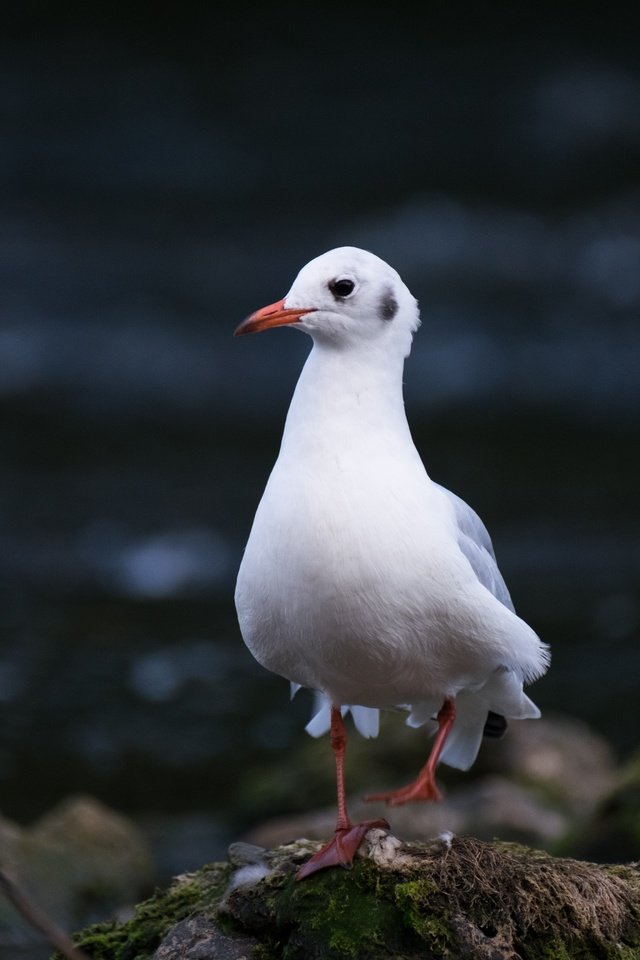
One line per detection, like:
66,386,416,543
1,2,639,875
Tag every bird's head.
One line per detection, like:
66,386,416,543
235,247,420,357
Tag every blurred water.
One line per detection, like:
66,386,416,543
1,7,639,864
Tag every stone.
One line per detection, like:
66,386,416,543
68,834,640,960
152,916,258,959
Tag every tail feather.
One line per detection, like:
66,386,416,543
407,667,543,771
301,665,542,774
304,691,380,739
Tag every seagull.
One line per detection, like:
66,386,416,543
234,247,549,880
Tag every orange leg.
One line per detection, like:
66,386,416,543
364,697,456,806
296,707,389,880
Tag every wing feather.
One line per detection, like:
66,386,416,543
435,483,515,612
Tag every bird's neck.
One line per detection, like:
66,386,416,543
280,340,413,456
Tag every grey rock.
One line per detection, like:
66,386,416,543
153,916,258,960
226,842,267,867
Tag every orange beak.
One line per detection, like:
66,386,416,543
234,298,316,336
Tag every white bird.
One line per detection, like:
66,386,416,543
234,247,549,879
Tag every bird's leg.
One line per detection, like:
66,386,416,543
364,696,456,806
331,706,350,831
296,707,389,880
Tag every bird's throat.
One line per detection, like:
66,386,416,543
282,343,411,452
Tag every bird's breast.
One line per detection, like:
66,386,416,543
234,451,480,700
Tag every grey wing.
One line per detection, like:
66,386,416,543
435,483,515,612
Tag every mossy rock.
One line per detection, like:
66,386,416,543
60,832,640,960
61,861,233,960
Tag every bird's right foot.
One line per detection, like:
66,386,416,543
364,776,442,806
296,818,389,880
365,697,454,806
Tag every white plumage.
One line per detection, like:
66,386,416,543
234,247,549,876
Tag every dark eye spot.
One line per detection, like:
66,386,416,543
379,287,398,321
329,277,356,299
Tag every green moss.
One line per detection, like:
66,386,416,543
235,860,415,960
533,938,573,959
219,854,429,960
526,936,640,960
59,862,233,960
394,879,454,954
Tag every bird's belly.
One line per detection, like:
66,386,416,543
235,486,494,705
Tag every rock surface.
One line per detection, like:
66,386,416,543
66,831,640,960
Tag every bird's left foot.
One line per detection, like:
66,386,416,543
364,777,442,806
296,818,389,880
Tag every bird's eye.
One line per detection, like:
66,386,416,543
329,277,356,299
